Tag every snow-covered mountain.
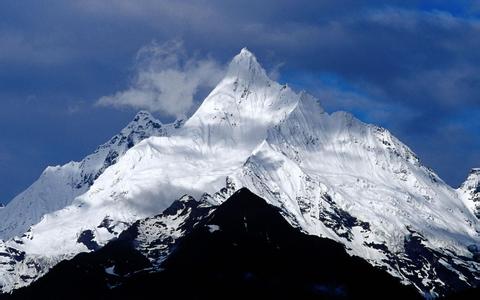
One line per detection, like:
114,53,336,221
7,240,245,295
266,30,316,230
0,48,479,297
0,111,182,240
459,168,480,219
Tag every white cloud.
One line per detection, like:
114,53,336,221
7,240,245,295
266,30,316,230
96,40,225,117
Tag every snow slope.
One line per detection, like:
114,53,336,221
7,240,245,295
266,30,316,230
1,49,479,297
237,95,480,295
0,111,182,240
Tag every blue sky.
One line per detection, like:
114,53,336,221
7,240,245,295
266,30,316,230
0,1,479,204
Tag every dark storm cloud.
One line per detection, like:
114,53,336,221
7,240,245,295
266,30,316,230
0,1,479,203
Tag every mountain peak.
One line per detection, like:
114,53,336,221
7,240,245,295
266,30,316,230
121,111,163,136
184,48,299,145
132,110,155,122
235,47,256,61
130,110,160,127
226,48,268,82
459,167,480,218
461,168,480,189
471,168,480,175
240,47,252,54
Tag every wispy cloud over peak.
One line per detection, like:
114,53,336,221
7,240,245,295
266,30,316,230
97,40,226,117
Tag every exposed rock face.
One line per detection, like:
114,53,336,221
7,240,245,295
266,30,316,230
459,168,480,218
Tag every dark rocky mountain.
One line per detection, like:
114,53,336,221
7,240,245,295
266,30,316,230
4,188,423,300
